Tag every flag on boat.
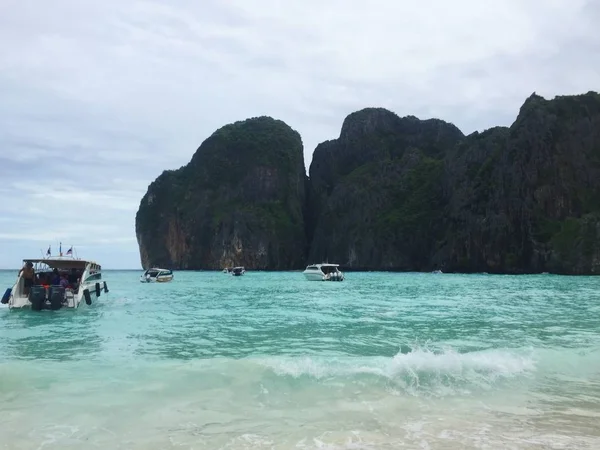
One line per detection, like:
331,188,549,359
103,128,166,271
66,246,73,255
46,246,51,256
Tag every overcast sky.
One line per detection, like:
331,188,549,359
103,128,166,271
0,0,598,269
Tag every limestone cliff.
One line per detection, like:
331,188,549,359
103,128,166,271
135,116,307,270
307,107,465,270
308,92,600,274
434,92,600,274
137,91,600,274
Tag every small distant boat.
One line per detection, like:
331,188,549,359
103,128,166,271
2,255,108,310
431,270,443,274
222,268,232,274
303,263,344,281
231,266,245,276
140,268,174,283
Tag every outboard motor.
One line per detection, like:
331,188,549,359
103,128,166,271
30,286,47,311
49,286,65,310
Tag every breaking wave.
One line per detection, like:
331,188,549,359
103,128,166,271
256,346,536,396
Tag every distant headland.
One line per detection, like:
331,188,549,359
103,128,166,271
135,91,600,275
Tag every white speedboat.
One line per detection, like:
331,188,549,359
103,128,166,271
231,266,245,276
140,268,174,283
2,256,108,310
303,263,344,281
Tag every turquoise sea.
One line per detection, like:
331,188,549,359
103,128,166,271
1,270,599,449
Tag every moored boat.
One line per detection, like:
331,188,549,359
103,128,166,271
140,268,174,283
302,263,344,281
231,266,245,276
2,255,108,310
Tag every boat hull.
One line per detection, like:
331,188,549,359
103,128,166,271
140,275,173,283
303,271,325,281
155,276,173,282
8,282,106,310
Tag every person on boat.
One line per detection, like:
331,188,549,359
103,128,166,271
51,268,61,285
67,269,80,291
59,273,69,289
67,268,78,284
19,261,35,296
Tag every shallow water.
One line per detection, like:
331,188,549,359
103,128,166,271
1,270,599,449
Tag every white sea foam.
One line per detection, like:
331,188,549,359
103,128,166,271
256,346,536,396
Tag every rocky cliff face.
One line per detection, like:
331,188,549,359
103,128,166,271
137,91,600,274
307,107,465,270
434,92,600,274
309,92,600,274
135,116,307,270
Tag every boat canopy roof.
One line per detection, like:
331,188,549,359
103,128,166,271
145,268,172,273
22,258,99,270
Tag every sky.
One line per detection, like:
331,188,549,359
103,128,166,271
1,0,599,269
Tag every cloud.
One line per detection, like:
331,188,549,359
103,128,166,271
0,0,598,268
